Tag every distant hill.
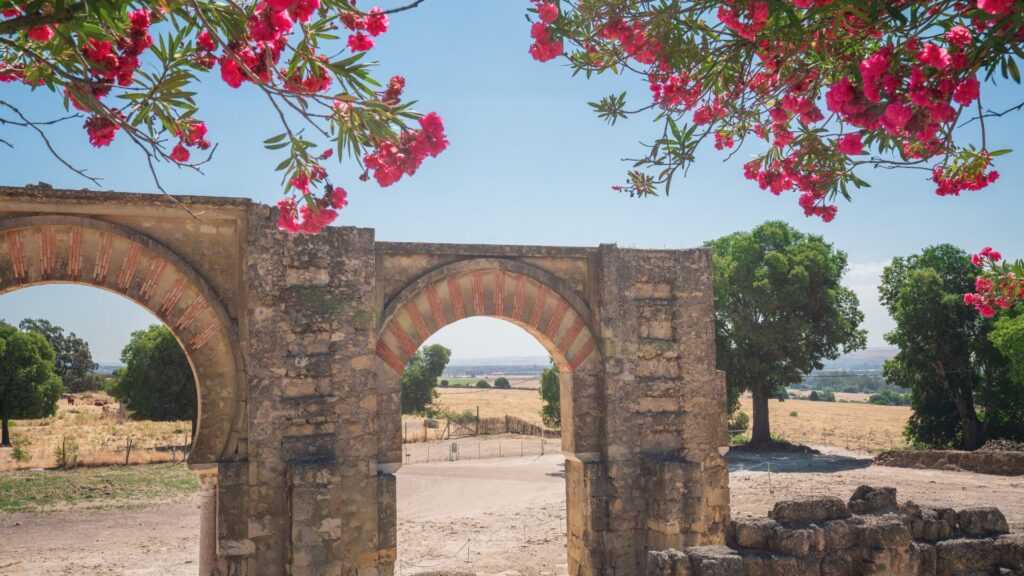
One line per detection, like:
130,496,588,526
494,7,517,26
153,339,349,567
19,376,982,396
95,363,124,375
447,355,551,366
817,347,897,372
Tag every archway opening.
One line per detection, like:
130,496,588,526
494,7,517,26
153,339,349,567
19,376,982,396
375,261,606,575
395,316,570,574
0,283,202,574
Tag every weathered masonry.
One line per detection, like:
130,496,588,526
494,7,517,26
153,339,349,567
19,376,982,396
0,186,730,576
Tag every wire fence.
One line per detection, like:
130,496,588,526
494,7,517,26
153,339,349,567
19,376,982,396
401,435,562,465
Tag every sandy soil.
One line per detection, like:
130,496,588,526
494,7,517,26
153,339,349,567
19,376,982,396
3,449,1022,575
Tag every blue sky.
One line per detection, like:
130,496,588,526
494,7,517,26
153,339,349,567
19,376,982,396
2,2,1023,362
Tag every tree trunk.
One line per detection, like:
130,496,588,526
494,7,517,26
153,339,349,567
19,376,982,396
1,416,10,447
933,360,985,450
751,386,771,444
962,418,984,451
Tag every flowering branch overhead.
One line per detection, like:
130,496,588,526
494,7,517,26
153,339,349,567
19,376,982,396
1,0,446,234
526,0,1022,222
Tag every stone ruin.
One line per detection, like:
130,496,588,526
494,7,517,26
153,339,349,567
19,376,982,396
0,186,729,576
648,485,1023,576
9,186,1018,576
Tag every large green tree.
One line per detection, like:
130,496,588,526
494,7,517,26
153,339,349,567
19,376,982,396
988,315,1024,443
708,221,866,445
881,245,1023,449
0,321,63,447
19,319,99,392
539,362,560,428
108,325,197,435
400,344,451,415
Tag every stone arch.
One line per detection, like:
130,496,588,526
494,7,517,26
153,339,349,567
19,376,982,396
376,258,598,375
374,258,607,575
0,215,245,465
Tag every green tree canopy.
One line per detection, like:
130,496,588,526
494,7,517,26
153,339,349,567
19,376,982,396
880,244,1023,449
0,321,63,446
19,318,99,392
108,325,197,435
494,377,511,389
708,221,866,444
540,361,560,428
400,344,451,415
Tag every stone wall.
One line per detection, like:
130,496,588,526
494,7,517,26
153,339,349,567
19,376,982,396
648,486,1024,576
875,450,1024,476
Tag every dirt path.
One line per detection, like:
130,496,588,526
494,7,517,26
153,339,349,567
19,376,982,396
2,449,1023,575
0,500,200,575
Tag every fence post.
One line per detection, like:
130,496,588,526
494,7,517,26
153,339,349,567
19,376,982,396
124,437,133,466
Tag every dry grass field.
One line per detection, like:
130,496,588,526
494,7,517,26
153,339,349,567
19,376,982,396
736,395,912,452
434,386,545,425
0,394,191,471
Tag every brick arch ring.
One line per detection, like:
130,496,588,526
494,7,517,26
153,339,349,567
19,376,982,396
376,258,600,373
0,215,245,465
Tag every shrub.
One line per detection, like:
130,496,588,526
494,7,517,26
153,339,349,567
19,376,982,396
494,377,511,389
439,379,449,388
54,436,79,469
789,411,799,417
475,380,490,388
809,389,836,402
11,437,30,463
728,411,750,432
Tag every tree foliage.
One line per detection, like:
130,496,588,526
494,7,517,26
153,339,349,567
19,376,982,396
1,0,445,233
708,220,866,444
19,318,99,392
108,324,197,434
400,344,450,415
0,321,63,447
539,361,560,428
493,377,511,389
530,1,1021,220
880,244,1024,449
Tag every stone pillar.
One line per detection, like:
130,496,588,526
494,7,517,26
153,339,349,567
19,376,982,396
595,245,730,575
244,206,381,574
196,469,218,576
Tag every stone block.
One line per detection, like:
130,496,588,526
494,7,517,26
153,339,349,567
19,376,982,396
848,485,898,514
769,497,851,525
957,507,1009,537
935,538,996,575
993,534,1024,567
685,546,743,576
648,549,692,576
823,519,855,550
901,501,957,542
732,518,778,550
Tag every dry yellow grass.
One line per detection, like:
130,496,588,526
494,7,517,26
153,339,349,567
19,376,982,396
0,395,191,471
434,387,545,426
736,395,912,453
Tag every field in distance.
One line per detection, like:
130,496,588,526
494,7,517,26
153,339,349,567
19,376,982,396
433,386,546,426
737,395,911,453
0,393,191,471
439,376,541,389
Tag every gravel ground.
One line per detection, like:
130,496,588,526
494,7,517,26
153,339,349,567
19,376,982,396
2,446,1022,575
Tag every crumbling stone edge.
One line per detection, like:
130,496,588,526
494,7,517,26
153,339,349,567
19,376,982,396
648,485,1023,576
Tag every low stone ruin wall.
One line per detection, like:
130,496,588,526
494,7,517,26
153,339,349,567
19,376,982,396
875,449,1024,476
648,485,1023,576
